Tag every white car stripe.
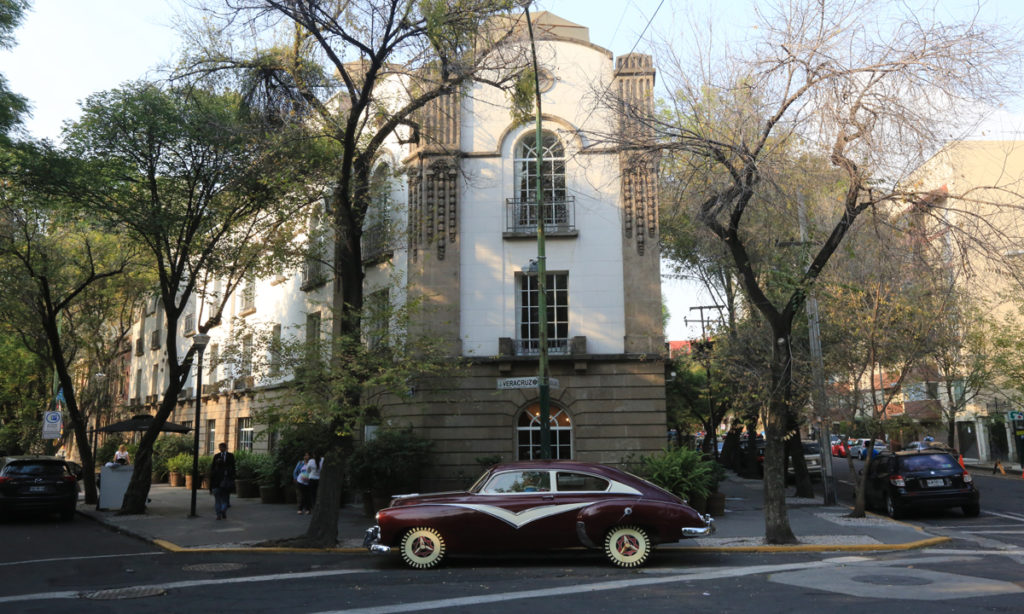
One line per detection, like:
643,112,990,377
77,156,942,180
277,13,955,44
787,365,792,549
435,502,596,529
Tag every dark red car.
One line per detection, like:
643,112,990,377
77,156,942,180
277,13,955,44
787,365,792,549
364,460,714,569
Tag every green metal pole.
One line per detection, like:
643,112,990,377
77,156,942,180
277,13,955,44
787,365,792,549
525,8,551,459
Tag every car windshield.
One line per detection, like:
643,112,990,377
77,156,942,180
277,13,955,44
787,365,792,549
900,454,957,472
802,442,821,454
3,462,68,478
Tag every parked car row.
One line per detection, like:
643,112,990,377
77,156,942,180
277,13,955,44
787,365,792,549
831,437,888,459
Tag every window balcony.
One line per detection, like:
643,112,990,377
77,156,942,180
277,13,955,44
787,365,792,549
504,197,576,236
513,338,570,356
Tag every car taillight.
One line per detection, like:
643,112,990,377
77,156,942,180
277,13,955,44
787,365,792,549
63,475,77,483
962,472,973,484
889,475,906,487
0,476,9,485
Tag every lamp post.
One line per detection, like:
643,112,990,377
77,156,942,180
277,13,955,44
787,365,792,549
524,7,551,459
189,334,210,518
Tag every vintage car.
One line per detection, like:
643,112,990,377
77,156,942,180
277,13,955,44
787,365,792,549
364,460,714,569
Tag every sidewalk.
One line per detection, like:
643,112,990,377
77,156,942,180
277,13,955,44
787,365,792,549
78,474,943,554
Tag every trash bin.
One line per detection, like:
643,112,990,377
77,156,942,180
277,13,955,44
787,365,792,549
98,464,133,510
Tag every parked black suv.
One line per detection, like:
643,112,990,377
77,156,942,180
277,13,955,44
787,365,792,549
863,450,979,519
0,456,80,521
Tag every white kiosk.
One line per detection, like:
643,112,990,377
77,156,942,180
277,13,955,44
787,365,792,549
98,464,133,510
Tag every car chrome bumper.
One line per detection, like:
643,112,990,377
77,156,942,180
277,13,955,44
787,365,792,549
681,514,715,537
363,525,391,554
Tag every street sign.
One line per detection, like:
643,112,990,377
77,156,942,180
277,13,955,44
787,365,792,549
1009,411,1024,421
42,410,62,440
497,376,560,390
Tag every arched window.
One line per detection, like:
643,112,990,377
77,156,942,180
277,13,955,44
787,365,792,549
517,404,572,460
513,131,567,226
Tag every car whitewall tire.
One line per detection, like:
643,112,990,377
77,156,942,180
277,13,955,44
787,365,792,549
400,527,446,569
604,525,652,568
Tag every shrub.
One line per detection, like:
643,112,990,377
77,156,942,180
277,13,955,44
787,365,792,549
252,453,278,486
349,427,432,495
166,452,193,475
637,447,719,502
153,435,191,480
234,449,258,480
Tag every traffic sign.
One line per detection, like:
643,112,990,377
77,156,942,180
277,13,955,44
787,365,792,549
42,410,62,439
497,376,560,390
1009,411,1024,421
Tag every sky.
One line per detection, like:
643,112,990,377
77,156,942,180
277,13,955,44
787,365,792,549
4,0,1024,340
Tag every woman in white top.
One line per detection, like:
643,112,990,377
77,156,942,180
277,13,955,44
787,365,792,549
114,445,131,465
306,453,321,509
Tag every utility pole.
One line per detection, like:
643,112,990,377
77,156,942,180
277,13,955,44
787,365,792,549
686,305,725,457
798,199,837,505
525,7,551,459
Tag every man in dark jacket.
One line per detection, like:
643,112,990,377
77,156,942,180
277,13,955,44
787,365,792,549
209,442,236,520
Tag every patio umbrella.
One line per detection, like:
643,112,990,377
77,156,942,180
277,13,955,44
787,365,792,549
96,414,192,433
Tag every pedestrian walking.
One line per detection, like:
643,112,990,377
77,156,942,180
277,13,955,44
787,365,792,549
209,442,236,520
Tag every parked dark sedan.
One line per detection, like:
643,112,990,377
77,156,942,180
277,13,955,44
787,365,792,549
863,450,979,519
0,456,80,521
364,460,714,569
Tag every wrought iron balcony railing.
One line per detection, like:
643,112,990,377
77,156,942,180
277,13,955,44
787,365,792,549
504,197,575,234
514,337,570,356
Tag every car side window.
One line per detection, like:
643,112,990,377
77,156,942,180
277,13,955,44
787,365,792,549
555,472,609,492
481,471,551,493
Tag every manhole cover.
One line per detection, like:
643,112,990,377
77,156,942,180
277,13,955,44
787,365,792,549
82,587,166,600
853,574,933,586
182,562,245,572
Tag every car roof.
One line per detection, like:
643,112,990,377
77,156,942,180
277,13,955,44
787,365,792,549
1,455,69,463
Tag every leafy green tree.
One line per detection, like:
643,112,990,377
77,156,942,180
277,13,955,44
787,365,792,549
0,0,29,141
0,165,138,503
62,82,311,513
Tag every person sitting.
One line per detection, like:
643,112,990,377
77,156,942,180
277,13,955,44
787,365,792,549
114,444,131,465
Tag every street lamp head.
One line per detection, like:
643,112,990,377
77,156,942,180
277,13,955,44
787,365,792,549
192,334,211,350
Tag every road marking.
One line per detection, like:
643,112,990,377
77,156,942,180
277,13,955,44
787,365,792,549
983,510,1024,522
311,557,984,614
963,530,1024,535
0,568,370,605
0,551,161,568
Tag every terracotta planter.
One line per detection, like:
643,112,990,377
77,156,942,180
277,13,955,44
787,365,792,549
235,478,260,498
259,484,283,504
169,471,184,487
184,474,194,490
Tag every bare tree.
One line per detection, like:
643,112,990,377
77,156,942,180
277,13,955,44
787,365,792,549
602,0,1022,543
177,0,527,546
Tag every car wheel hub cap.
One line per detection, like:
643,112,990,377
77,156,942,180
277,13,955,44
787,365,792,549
412,536,435,557
616,535,640,556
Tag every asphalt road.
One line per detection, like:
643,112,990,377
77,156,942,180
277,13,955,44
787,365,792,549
2,463,1023,613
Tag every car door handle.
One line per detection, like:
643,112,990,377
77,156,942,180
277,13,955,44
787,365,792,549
543,495,554,500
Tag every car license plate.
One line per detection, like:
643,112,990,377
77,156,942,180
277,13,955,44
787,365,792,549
925,478,945,488
29,486,47,493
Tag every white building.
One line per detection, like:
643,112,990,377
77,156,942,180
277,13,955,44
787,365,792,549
127,13,668,489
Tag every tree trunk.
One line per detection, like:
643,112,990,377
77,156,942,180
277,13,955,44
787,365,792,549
764,332,797,545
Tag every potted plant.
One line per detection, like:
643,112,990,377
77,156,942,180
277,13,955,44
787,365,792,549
198,454,213,489
233,450,261,498
166,453,192,487
349,427,432,517
255,453,283,503
637,447,717,513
